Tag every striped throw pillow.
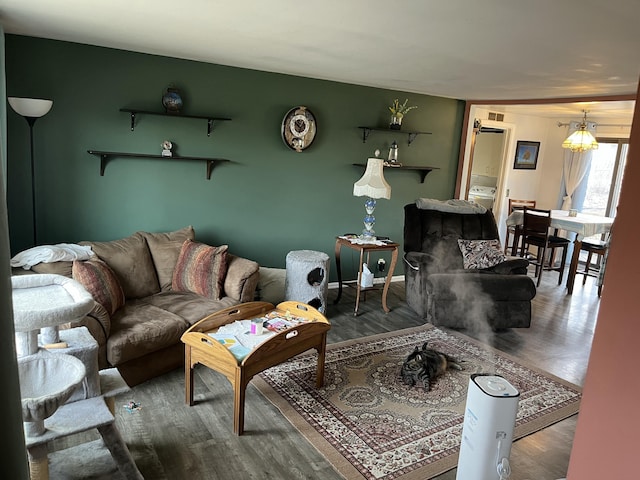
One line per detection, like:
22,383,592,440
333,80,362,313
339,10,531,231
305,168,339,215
72,258,125,315
172,240,228,300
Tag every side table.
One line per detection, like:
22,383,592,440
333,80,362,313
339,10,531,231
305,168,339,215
333,236,399,315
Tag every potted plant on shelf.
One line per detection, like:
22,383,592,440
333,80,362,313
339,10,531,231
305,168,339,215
388,98,417,130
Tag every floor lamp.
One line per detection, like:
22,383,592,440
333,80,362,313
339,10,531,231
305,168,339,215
8,97,53,246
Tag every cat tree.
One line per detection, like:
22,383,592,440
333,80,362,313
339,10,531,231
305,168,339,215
12,274,142,480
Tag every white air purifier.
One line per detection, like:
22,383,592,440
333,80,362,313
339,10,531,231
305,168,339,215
456,374,520,480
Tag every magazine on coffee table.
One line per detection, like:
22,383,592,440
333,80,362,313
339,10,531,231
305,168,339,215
208,332,253,362
210,310,316,360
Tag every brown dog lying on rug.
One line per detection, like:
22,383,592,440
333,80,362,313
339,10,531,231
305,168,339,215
400,342,463,391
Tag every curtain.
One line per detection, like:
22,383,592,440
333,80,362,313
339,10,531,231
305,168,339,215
561,120,595,210
1,24,6,193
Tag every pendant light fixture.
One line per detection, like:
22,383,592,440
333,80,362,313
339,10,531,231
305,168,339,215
562,110,598,153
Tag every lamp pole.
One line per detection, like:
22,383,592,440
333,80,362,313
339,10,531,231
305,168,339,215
25,117,38,246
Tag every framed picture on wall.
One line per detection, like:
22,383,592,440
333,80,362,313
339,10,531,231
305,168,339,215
513,141,540,170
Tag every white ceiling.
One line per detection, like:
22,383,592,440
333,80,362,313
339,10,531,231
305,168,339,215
480,100,636,125
1,0,639,120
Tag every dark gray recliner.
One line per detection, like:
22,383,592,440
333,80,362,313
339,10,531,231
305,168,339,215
403,203,536,329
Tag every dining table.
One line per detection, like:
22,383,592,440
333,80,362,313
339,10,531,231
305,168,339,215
506,209,614,294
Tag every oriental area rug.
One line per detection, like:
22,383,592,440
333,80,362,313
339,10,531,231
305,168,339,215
253,324,581,480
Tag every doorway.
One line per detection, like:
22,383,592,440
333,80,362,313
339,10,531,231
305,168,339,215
466,125,505,210
462,117,513,226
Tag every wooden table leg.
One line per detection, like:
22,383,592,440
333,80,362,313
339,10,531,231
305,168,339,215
566,237,582,294
381,246,398,313
234,371,246,436
511,228,521,256
354,247,365,316
333,239,343,304
315,335,327,388
185,345,194,406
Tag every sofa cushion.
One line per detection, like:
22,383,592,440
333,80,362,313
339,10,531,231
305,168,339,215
256,267,286,304
172,240,228,300
224,254,260,301
144,291,239,325
81,232,160,299
32,261,73,277
72,259,126,315
140,226,195,291
457,239,507,269
107,300,191,365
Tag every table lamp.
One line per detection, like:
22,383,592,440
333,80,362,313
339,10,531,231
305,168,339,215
353,157,391,239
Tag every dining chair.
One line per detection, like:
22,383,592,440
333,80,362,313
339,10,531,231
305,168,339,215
519,207,570,287
504,199,537,255
576,227,613,297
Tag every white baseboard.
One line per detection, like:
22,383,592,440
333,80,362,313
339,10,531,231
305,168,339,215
328,275,404,290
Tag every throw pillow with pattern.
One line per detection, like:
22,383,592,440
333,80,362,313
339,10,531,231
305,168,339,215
457,239,507,269
72,258,125,315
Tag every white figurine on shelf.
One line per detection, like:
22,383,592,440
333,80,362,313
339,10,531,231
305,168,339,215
161,140,173,157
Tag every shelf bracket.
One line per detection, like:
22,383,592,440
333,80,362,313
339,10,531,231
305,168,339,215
419,170,432,183
361,127,371,143
206,160,215,180
99,153,109,176
207,119,214,136
129,112,136,132
408,132,418,146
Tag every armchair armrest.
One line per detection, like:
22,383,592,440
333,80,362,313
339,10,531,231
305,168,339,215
428,272,536,301
490,256,529,275
403,251,448,275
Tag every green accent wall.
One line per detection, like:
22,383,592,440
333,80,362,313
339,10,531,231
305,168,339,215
5,35,464,281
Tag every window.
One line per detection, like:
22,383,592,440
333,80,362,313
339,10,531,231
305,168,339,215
579,138,627,266
581,139,628,219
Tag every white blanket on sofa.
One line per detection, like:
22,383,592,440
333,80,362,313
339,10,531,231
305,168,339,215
415,198,487,214
11,243,94,269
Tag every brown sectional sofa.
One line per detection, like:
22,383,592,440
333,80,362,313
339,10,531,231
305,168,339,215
25,226,260,386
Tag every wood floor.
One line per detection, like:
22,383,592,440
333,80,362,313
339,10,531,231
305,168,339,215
54,269,600,479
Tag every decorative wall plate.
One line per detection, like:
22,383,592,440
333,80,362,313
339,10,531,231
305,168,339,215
281,106,317,152
162,87,183,114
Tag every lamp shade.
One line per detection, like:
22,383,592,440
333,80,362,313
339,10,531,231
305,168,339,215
353,158,391,199
562,128,599,152
562,111,598,153
8,97,53,118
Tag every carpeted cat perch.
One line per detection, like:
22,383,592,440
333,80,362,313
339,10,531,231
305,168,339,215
12,274,142,480
285,250,330,313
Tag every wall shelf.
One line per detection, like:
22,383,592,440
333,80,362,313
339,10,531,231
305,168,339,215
352,163,439,184
87,150,230,180
357,126,432,146
119,108,232,136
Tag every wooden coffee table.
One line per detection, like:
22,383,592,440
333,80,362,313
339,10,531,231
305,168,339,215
181,301,330,435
